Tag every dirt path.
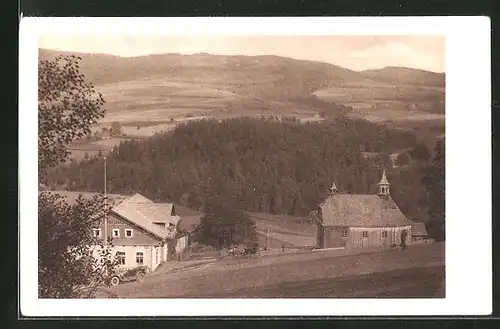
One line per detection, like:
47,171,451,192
112,243,444,298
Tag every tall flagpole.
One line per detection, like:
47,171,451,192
104,154,108,246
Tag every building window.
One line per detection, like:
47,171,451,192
136,252,144,265
342,229,348,238
116,251,126,265
112,229,120,238
125,229,133,237
93,229,101,237
362,231,368,238
382,231,388,238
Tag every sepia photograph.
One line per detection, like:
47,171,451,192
19,17,491,316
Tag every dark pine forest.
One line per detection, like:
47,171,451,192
46,116,444,239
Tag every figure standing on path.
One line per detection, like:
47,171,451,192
400,230,408,250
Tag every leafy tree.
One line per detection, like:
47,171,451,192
38,55,114,298
193,201,257,249
38,192,118,298
38,55,105,179
110,121,123,137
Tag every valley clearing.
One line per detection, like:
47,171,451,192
111,242,444,298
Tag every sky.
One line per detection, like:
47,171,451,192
39,35,445,73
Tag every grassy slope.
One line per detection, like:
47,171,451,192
361,66,445,87
112,242,445,298
39,49,445,120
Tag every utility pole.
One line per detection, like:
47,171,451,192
265,229,269,250
103,154,108,246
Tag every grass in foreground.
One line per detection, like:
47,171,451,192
203,265,445,298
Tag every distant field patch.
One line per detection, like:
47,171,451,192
121,120,174,128
299,116,325,123
395,113,445,121
314,82,444,105
345,102,372,108
121,123,177,137
91,138,124,149
171,88,239,98
101,108,213,123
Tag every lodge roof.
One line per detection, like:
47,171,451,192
134,202,181,226
111,193,178,240
47,190,127,207
319,194,414,228
46,191,180,240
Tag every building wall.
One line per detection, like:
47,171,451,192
175,235,189,254
91,212,180,272
91,245,154,271
321,225,412,249
324,226,346,248
151,245,161,271
91,242,170,272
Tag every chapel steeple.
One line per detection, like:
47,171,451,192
377,169,390,196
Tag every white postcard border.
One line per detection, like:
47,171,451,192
19,16,491,316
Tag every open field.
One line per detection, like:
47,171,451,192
111,242,444,298
250,212,317,248
313,82,444,123
67,137,129,160
40,49,445,139
41,49,444,161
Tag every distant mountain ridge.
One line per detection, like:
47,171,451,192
38,48,445,90
362,66,445,87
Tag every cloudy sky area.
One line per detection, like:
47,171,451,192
39,35,445,73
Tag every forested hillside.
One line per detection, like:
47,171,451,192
47,117,441,220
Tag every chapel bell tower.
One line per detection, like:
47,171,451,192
377,169,390,196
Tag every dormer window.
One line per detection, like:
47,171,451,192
93,229,101,238
125,229,133,237
112,229,120,238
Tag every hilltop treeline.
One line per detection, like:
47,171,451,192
46,117,429,216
